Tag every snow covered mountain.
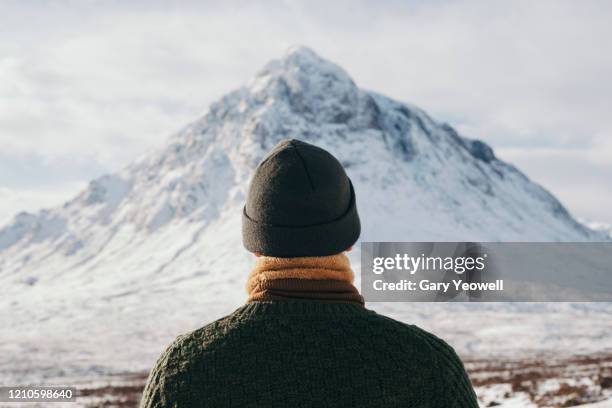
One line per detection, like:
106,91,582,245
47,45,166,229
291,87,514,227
0,47,609,384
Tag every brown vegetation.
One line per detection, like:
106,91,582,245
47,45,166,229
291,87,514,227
71,354,612,407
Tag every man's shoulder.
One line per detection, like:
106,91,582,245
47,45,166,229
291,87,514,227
364,311,475,403
171,307,459,356
140,312,249,407
360,310,464,366
362,310,449,345
159,306,464,374
163,312,243,359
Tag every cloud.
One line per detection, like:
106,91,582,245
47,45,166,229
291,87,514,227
0,184,85,226
0,0,611,222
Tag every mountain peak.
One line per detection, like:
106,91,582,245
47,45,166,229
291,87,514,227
263,45,348,76
282,45,323,65
248,46,362,125
0,47,602,262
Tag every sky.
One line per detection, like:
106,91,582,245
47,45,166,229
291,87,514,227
1,0,611,225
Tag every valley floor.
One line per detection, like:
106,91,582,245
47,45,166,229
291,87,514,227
4,354,611,408
468,353,612,407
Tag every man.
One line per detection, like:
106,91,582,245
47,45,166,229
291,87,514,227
141,139,479,407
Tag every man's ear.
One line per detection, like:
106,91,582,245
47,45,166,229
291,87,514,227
254,252,262,258
346,246,352,253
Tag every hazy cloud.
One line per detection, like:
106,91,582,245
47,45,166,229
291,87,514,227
0,0,610,223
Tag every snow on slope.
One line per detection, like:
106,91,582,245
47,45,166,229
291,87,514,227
0,46,610,384
584,220,612,240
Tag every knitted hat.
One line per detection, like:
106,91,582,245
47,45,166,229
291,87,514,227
242,139,360,257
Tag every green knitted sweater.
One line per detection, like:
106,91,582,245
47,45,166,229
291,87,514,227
140,301,478,407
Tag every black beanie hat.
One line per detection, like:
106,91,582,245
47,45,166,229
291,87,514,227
242,139,360,257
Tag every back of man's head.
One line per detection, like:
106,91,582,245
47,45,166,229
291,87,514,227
242,139,360,257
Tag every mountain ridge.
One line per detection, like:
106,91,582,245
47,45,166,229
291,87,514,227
0,46,599,258
1,46,610,383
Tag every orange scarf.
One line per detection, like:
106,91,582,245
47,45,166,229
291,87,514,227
246,253,364,306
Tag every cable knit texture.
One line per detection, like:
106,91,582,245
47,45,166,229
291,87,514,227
141,257,479,408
